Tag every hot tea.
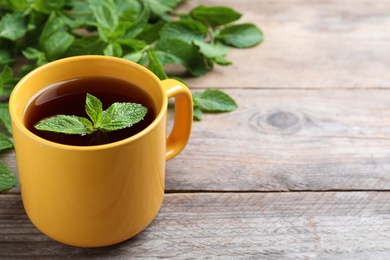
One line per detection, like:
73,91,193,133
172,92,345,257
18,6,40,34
24,76,156,146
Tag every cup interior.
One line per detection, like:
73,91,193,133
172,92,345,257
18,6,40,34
10,56,166,146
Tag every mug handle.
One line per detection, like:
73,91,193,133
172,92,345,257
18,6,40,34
162,79,193,161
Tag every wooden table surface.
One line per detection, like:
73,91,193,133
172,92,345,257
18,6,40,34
2,0,390,258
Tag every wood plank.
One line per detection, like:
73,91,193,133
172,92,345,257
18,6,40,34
177,0,390,88
165,88,390,191
1,192,390,258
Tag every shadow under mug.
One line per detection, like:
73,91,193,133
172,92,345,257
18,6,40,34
9,55,193,247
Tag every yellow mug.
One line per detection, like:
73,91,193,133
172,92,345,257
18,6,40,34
9,55,192,247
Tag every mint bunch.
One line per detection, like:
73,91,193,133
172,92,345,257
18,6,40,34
0,0,264,191
0,0,262,99
0,162,17,192
35,94,147,135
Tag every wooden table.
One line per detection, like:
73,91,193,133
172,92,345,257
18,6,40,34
2,0,390,258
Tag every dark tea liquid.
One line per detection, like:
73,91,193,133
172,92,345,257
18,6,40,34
24,76,156,146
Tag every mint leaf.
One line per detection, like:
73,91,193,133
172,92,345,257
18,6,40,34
32,0,66,14
8,0,29,11
65,35,106,56
99,102,148,132
43,31,75,61
143,0,173,18
193,89,238,112
147,48,168,80
0,12,26,41
0,49,14,66
35,115,95,135
39,12,74,61
0,132,13,151
155,37,207,76
137,20,166,44
117,38,147,52
193,106,203,121
0,65,13,96
0,162,17,192
121,3,150,39
39,12,67,46
104,43,123,57
0,103,12,135
193,40,230,58
21,47,47,66
87,0,118,42
216,23,263,48
191,5,242,27
85,93,103,125
163,0,186,8
213,55,232,66
159,19,208,44
122,50,145,63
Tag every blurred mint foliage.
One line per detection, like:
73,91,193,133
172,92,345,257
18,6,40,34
0,0,263,191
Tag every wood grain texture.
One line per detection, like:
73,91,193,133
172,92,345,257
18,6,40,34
178,0,390,89
166,88,390,191
1,192,390,258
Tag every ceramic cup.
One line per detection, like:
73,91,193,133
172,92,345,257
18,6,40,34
9,55,192,247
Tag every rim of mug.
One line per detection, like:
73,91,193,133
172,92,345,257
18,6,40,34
9,55,168,151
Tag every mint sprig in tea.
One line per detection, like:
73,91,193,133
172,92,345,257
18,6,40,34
25,76,155,146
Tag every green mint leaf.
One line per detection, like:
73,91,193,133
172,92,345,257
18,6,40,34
155,37,207,77
62,1,96,27
190,5,242,27
0,162,17,192
147,49,168,80
85,94,103,126
87,0,118,42
32,0,66,14
0,65,15,96
143,0,173,18
0,103,12,135
39,12,74,61
117,38,147,52
99,102,148,132
216,23,264,48
159,19,208,44
193,106,203,121
136,20,166,44
193,89,238,112
65,35,106,56
0,49,14,66
122,50,145,63
8,0,29,11
163,0,186,8
35,115,95,135
88,0,118,30
123,51,149,66
0,65,13,82
0,132,13,152
0,12,27,41
193,40,230,57
43,31,75,61
104,43,123,57
21,47,47,66
121,3,150,39
114,0,141,14
213,55,233,66
39,12,67,45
